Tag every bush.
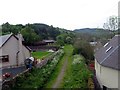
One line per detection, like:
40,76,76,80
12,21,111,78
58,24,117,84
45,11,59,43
63,55,93,88
73,40,94,61
13,49,64,89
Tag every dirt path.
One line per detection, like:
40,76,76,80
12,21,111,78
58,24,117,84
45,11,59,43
52,57,68,88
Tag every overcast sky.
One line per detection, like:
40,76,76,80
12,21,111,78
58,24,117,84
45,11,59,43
0,0,119,30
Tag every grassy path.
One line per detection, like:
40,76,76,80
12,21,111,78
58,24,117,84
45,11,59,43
45,45,73,88
52,57,68,88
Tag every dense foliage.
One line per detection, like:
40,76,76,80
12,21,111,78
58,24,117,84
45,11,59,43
45,45,73,88
73,39,94,62
2,22,75,45
13,49,64,89
56,33,74,46
63,55,93,88
21,26,40,44
74,28,115,45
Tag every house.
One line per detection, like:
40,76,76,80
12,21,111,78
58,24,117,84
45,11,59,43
0,33,31,68
95,35,120,89
94,42,103,52
43,40,55,45
89,41,97,46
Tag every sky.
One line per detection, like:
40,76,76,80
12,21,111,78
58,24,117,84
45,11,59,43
0,0,119,30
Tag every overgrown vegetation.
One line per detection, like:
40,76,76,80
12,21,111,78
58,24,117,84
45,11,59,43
45,45,73,88
62,55,93,88
13,49,64,89
56,33,74,46
1,22,75,45
73,39,94,63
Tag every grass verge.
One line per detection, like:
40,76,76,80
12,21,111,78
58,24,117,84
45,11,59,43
45,45,73,88
62,55,93,88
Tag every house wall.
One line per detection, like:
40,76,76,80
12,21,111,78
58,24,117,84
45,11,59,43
0,36,31,68
17,46,30,65
95,60,120,89
0,36,18,67
23,46,31,60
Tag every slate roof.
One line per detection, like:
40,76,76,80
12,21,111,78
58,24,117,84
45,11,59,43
0,33,13,47
95,35,120,70
43,40,55,43
0,33,31,51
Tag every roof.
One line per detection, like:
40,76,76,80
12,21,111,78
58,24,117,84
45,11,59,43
89,41,97,46
15,34,24,41
0,33,31,51
0,33,16,47
43,40,55,43
95,35,120,70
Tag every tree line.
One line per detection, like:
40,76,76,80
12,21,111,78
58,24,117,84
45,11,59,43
1,22,75,45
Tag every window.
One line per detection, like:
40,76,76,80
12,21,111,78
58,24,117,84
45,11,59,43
0,55,9,63
106,46,113,53
104,42,109,47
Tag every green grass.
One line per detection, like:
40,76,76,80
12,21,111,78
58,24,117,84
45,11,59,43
45,45,73,88
31,51,52,59
13,50,64,89
62,55,93,88
45,53,66,88
60,45,73,87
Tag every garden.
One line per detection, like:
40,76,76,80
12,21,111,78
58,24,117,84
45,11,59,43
62,55,93,88
31,51,52,59
11,45,93,89
13,49,64,89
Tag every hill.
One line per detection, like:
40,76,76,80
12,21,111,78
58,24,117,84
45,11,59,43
74,28,113,36
1,22,74,45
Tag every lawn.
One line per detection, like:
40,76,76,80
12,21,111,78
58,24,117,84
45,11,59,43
31,51,52,59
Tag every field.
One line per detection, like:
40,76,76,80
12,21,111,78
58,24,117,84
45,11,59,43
31,51,52,59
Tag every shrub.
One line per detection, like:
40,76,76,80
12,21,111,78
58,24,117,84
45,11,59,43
73,40,94,62
13,49,64,89
63,55,93,88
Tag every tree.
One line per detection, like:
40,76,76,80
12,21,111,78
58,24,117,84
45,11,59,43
21,26,40,45
56,34,65,46
2,22,11,33
2,22,23,34
66,36,72,44
103,16,118,31
73,39,94,62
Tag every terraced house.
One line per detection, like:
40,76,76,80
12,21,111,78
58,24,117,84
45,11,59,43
95,35,120,89
0,33,31,68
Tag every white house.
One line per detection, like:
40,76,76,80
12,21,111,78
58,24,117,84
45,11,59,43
0,33,31,68
95,35,120,90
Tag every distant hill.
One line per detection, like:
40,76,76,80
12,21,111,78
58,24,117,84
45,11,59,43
74,28,113,36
